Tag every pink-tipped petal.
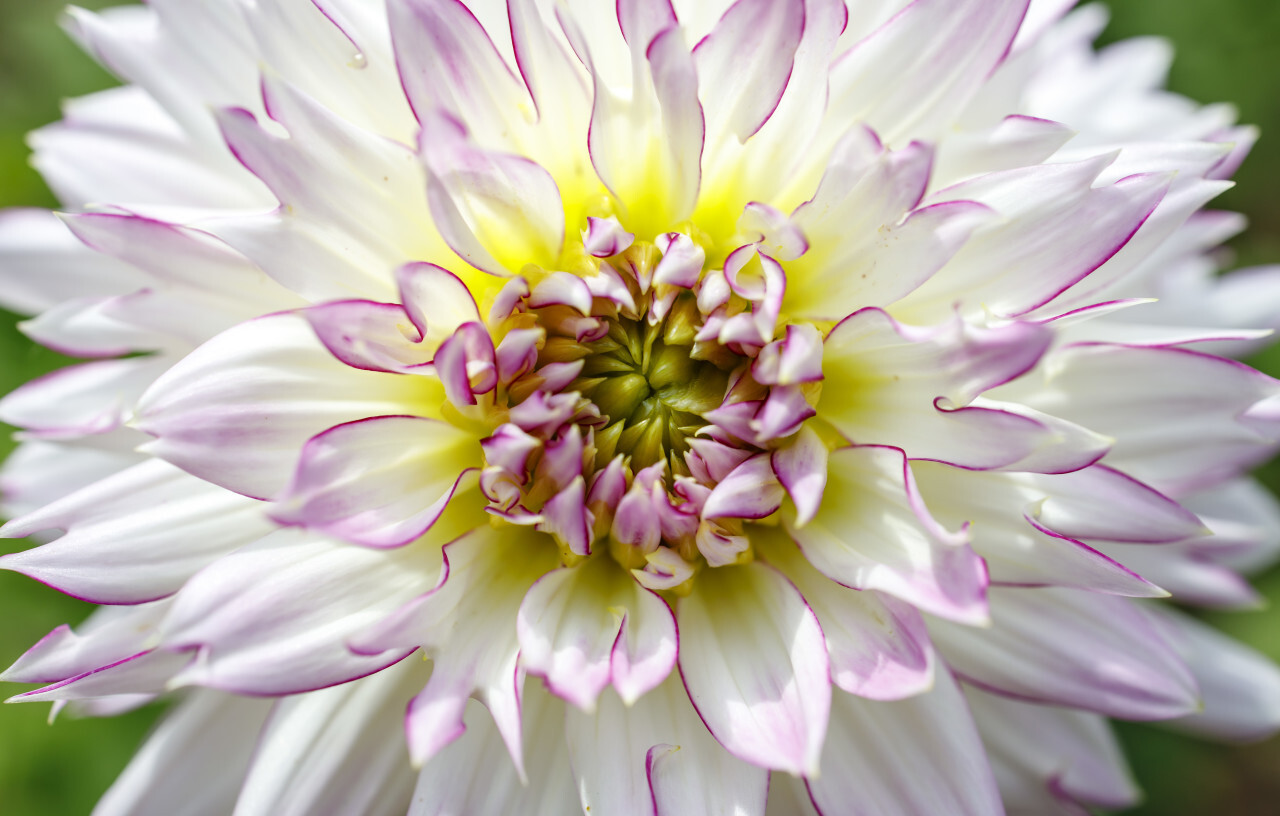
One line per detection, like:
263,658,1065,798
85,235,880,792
677,561,830,777
693,0,804,142
136,313,424,501
518,555,676,711
303,299,429,373
702,453,786,521
583,215,636,257
564,677,767,816
786,445,989,625
270,416,479,548
771,424,829,528
396,262,482,348
757,526,936,701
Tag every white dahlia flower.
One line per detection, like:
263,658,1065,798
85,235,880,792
5,0,1280,813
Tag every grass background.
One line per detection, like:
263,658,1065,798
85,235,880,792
1,0,1279,812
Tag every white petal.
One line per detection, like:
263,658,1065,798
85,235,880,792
929,586,1200,720
210,75,451,303
234,659,427,816
1022,464,1205,543
2,601,170,685
932,114,1076,188
352,524,557,771
408,684,576,816
29,85,267,214
807,674,1003,816
388,0,531,148
693,0,804,143
420,113,566,275
271,416,479,548
821,309,1107,473
565,678,767,816
93,691,272,816
965,684,1139,813
0,437,143,520
237,0,416,144
61,212,302,324
911,462,1171,597
757,526,936,701
136,313,430,500
0,208,143,315
1151,606,1280,742
1,459,273,604
11,648,191,705
824,0,1029,146
160,528,437,695
567,6,704,233
64,3,258,140
518,555,677,711
677,561,830,776
0,356,171,438
785,446,989,624
896,156,1168,323
1019,343,1280,493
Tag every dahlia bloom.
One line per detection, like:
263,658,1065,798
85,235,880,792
5,0,1280,813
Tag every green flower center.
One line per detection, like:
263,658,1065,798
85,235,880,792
572,304,729,471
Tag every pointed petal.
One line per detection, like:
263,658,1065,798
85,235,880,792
1151,606,1280,742
352,525,557,770
420,112,565,274
821,309,1105,473
825,0,1030,144
693,0,804,142
2,601,170,685
911,462,1170,597
965,684,1140,813
160,529,437,695
1022,344,1280,493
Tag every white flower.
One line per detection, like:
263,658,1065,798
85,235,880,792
3,1,1280,814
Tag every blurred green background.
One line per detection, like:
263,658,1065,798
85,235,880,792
1,0,1280,813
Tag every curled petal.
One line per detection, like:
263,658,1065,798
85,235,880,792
785,445,989,625
518,555,677,710
702,453,785,521
270,416,479,548
582,215,635,257
434,321,498,407
396,262,481,349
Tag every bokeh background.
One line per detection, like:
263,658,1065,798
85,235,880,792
1,0,1279,813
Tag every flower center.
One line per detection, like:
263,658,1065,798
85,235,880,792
563,303,729,471
456,216,822,590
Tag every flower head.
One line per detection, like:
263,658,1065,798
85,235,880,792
4,0,1280,813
